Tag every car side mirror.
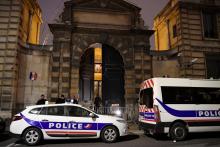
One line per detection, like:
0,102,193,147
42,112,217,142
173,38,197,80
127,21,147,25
89,113,98,118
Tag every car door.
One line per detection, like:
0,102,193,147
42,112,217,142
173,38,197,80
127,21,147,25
65,106,98,138
38,106,68,138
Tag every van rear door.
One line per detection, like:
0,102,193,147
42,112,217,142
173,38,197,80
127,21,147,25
139,88,156,122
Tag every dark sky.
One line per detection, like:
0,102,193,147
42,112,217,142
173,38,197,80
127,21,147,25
38,0,168,49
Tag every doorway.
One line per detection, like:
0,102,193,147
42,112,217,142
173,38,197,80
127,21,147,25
79,44,125,106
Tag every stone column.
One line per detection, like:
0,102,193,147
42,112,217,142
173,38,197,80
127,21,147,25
50,26,72,100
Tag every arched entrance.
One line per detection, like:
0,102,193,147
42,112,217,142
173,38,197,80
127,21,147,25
79,44,125,106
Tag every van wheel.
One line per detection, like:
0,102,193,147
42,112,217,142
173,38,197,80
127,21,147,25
169,122,188,141
22,127,42,146
101,126,118,143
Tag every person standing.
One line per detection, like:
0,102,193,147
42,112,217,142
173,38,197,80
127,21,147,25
73,96,79,104
104,99,109,114
55,94,65,104
94,95,101,113
36,94,47,105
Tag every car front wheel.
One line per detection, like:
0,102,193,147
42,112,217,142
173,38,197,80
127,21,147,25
22,127,42,146
101,126,118,143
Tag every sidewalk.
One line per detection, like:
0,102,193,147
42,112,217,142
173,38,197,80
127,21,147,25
128,122,144,135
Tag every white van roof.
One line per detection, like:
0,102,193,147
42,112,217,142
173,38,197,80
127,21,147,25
140,78,220,90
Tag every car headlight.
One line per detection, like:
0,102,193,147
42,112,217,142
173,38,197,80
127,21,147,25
116,119,127,124
114,110,121,116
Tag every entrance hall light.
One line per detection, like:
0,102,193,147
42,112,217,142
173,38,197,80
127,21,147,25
94,48,102,81
94,48,102,63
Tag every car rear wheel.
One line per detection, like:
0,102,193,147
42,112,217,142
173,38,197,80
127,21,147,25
101,126,118,143
22,127,42,146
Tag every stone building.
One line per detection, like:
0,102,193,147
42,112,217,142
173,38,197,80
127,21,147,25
153,0,220,79
49,0,153,107
0,0,51,118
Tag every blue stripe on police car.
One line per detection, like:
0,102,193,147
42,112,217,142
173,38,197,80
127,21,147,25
20,113,112,130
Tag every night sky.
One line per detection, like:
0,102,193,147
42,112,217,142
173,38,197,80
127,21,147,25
38,0,168,49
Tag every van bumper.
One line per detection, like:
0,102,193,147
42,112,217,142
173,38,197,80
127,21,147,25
139,122,170,134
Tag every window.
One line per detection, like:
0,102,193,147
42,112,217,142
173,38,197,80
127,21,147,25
40,107,47,115
202,11,218,39
173,24,177,38
140,88,153,108
162,86,220,104
206,53,220,79
193,88,220,104
162,87,193,104
40,106,64,116
201,0,215,5
29,108,42,114
67,106,90,117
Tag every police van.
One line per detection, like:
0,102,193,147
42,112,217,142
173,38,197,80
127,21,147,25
10,103,127,145
139,78,220,141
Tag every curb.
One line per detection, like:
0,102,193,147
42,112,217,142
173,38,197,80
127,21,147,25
128,130,144,135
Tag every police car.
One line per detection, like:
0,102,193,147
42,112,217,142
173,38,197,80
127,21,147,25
10,103,128,145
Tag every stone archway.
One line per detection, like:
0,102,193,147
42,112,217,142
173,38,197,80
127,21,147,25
79,43,125,106
49,0,154,106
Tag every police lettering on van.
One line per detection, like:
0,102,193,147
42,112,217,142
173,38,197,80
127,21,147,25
197,110,220,117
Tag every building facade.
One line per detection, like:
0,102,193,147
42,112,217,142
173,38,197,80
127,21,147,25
49,0,153,107
0,0,49,118
153,0,220,79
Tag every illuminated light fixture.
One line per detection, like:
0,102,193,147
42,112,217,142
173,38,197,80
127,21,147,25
94,48,102,63
115,110,122,116
94,48,102,81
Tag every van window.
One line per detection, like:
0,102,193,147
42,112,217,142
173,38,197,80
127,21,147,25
193,88,220,104
140,88,153,108
162,87,220,104
162,87,193,104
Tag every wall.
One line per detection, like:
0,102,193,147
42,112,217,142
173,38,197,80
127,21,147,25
154,0,180,51
0,0,42,118
20,0,42,44
0,0,20,114
153,58,179,78
17,47,51,111
154,0,220,79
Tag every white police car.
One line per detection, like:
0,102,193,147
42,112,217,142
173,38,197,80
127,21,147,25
10,103,127,145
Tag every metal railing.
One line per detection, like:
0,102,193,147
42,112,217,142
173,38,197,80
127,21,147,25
91,105,139,124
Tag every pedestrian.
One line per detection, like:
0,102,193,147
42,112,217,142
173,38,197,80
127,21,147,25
73,95,79,104
55,94,65,104
94,95,101,113
65,96,72,103
104,99,109,114
36,94,47,105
